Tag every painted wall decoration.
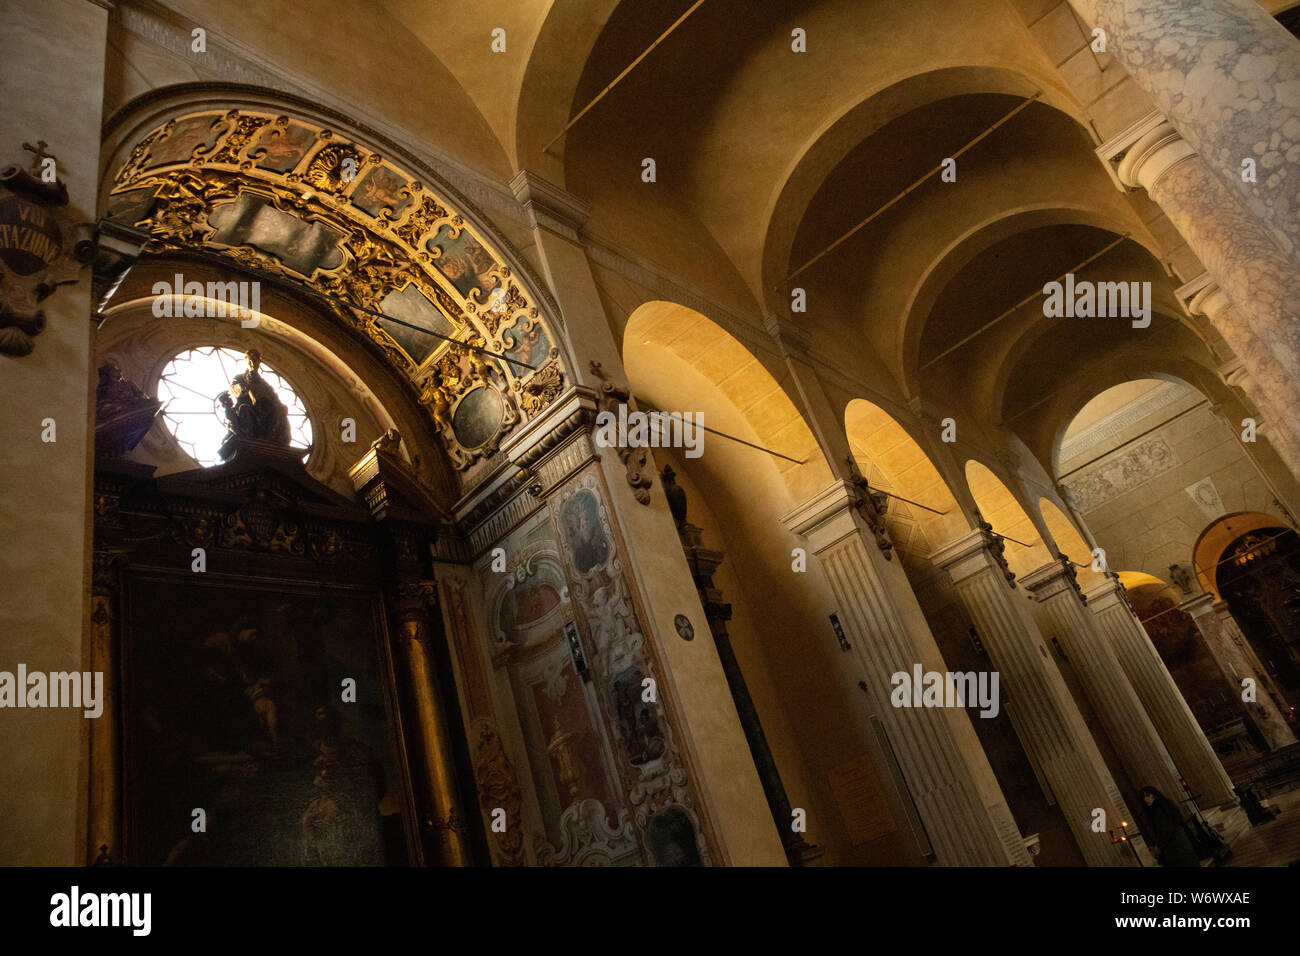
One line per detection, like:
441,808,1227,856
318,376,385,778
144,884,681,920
452,385,507,450
1060,435,1179,513
551,468,713,865
120,575,409,866
108,105,567,485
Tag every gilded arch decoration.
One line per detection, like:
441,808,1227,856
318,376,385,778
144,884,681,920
106,106,567,479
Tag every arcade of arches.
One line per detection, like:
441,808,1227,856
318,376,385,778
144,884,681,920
4,0,1300,867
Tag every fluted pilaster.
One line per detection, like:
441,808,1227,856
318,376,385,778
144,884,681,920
1023,558,1183,805
784,482,1031,866
935,532,1139,866
1085,576,1236,807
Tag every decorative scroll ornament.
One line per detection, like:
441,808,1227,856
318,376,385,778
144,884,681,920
589,361,653,505
0,145,97,356
845,456,893,560
974,509,1015,586
473,722,526,865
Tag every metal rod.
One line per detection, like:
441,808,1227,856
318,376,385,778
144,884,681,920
787,93,1041,281
642,405,807,465
542,0,708,155
919,232,1130,371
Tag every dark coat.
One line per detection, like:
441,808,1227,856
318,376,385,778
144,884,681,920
1147,796,1200,867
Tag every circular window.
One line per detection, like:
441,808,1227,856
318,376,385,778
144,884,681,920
156,346,312,467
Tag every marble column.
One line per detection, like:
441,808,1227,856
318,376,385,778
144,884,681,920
394,583,475,866
784,483,1032,867
1023,558,1184,802
1182,593,1298,752
934,529,1140,866
1071,0,1300,265
1085,576,1236,807
1112,118,1300,478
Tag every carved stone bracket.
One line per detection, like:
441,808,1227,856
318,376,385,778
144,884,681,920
589,361,652,505
974,510,1016,587
845,455,893,560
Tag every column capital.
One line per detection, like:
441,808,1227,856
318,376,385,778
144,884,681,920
1097,112,1197,193
509,169,591,240
1179,591,1217,619
932,525,1015,588
1022,555,1086,604
780,480,858,551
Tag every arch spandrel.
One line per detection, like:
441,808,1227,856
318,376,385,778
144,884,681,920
104,101,570,490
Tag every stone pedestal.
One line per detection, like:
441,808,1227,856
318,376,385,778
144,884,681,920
1183,593,1297,752
1084,576,1236,807
934,530,1140,866
1071,0,1300,266
1023,558,1184,802
784,483,1031,866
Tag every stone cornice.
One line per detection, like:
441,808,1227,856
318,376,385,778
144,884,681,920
510,170,591,240
1021,556,1084,604
780,480,859,548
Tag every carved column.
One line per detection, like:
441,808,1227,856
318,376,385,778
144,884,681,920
934,529,1139,866
393,581,474,866
1071,0,1300,266
784,482,1031,867
1023,557,1184,803
87,550,121,866
1085,575,1236,806
1182,593,1297,752
1104,117,1300,477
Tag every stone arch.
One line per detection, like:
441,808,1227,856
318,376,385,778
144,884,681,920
1192,510,1292,599
1037,497,1105,591
622,300,832,502
963,459,1052,578
100,85,575,496
843,398,968,562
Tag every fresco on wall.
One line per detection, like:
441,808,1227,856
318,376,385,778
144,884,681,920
121,576,408,866
209,192,346,276
350,166,412,220
648,808,702,866
559,488,611,576
613,666,666,766
428,223,500,300
148,115,219,167
251,122,317,172
377,283,457,365
451,386,505,450
500,315,552,370
530,661,617,814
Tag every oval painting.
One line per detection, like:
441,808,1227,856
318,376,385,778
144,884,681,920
452,385,505,449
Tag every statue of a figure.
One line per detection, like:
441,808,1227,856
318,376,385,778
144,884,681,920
218,349,292,460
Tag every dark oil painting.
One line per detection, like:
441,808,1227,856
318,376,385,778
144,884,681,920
121,575,411,866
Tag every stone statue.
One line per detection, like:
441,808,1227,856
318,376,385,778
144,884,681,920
661,464,688,529
1169,563,1194,595
217,349,292,460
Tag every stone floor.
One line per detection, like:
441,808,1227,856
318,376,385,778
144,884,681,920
1223,786,1300,867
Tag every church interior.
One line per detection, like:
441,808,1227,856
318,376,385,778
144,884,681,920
3,0,1300,871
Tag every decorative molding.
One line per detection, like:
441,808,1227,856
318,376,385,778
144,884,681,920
1058,380,1188,464
1060,435,1181,513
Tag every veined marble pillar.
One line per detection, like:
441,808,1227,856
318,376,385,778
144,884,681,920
1085,576,1236,806
1023,558,1184,802
1110,118,1300,477
1182,593,1298,752
1126,125,1300,454
934,530,1140,866
1071,0,1300,264
785,483,1031,867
